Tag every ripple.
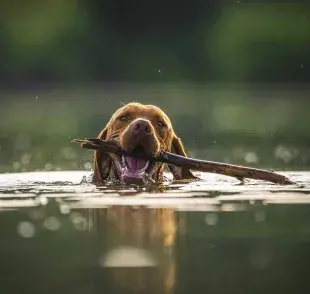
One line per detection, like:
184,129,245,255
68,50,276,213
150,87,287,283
0,171,309,210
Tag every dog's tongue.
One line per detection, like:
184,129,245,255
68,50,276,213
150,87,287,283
122,156,149,184
125,156,147,171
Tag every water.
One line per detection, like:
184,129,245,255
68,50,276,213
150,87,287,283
0,170,310,294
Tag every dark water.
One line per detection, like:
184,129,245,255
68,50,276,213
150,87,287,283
0,171,310,294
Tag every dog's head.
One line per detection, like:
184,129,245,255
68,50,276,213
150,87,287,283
92,102,196,184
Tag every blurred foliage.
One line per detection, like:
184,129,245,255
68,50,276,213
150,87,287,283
210,3,310,81
0,1,310,172
0,1,309,84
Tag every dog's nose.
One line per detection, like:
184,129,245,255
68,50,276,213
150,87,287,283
131,119,152,135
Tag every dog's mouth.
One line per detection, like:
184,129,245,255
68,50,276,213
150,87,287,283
113,146,156,184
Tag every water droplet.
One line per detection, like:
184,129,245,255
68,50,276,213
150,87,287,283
84,162,92,170
244,152,259,164
35,195,48,206
72,216,88,231
45,163,52,171
17,222,36,238
20,153,31,165
205,213,218,226
13,162,21,170
60,204,70,214
43,216,61,231
274,145,293,163
69,212,87,231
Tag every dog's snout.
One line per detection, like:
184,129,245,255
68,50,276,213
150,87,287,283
131,119,152,135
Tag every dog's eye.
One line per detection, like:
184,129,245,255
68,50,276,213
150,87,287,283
118,115,129,121
156,121,165,128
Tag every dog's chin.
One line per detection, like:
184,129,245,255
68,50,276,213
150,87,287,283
113,154,156,185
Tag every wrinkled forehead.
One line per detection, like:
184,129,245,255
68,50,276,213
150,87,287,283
112,103,172,125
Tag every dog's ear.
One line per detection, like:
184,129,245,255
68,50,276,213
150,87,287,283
92,127,112,184
168,135,197,180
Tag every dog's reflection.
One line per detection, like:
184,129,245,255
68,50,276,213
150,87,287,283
92,206,180,294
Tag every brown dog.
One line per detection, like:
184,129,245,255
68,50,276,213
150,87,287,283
92,102,196,184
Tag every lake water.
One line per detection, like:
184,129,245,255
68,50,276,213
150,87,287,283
0,170,310,294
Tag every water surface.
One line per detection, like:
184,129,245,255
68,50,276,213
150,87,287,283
0,171,310,294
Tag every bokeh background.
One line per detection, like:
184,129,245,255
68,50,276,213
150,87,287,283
1,0,310,173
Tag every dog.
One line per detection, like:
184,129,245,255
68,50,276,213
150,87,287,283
92,102,196,184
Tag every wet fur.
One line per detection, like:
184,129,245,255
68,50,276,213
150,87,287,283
92,102,196,184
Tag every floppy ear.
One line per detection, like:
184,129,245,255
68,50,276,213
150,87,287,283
168,135,197,180
92,127,112,184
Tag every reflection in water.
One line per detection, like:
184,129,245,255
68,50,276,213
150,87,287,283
0,201,310,294
93,207,177,294
0,171,310,293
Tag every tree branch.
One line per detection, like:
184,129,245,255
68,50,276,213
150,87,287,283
72,138,295,185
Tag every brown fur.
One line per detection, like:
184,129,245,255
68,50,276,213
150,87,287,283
92,102,196,184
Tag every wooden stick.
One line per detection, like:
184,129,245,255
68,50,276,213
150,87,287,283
72,138,295,185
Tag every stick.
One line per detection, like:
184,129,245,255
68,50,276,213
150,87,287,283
72,138,295,185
